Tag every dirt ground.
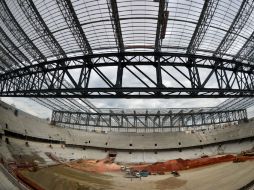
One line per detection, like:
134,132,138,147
109,160,254,190
20,165,113,190
20,160,254,190
67,159,121,173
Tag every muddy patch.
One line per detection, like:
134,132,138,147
155,177,187,190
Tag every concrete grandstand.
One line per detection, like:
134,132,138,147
0,0,254,189
1,100,254,189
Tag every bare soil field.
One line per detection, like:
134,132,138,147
20,165,113,190
19,160,254,190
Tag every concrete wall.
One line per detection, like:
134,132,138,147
0,100,254,163
0,136,108,164
1,135,253,164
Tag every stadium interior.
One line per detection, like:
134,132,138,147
0,0,254,189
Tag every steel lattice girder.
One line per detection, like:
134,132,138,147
0,27,30,67
154,0,167,52
17,0,66,59
0,0,99,113
107,0,124,52
215,0,254,57
56,0,92,54
216,0,254,115
51,109,247,128
0,0,45,62
0,45,17,69
215,97,254,111
1,52,254,98
187,0,219,54
236,31,254,62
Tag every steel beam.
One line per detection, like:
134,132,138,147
17,0,66,59
215,98,245,111
0,45,18,69
0,1,98,112
214,0,254,57
107,0,124,52
1,25,79,111
32,98,68,111
215,98,254,111
187,0,219,54
0,52,254,98
235,30,254,62
0,0,45,62
51,109,247,129
56,0,92,54
0,22,93,112
155,0,167,52
0,27,30,66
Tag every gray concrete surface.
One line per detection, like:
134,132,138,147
0,100,254,163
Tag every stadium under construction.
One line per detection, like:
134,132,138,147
0,0,254,189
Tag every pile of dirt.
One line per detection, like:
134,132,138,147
67,154,254,174
67,159,121,173
131,154,254,173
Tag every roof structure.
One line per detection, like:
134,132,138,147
1,0,254,62
0,0,254,112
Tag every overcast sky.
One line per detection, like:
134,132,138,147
2,97,254,120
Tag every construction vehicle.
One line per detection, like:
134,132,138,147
171,171,180,177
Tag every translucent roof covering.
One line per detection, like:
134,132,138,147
0,0,254,71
